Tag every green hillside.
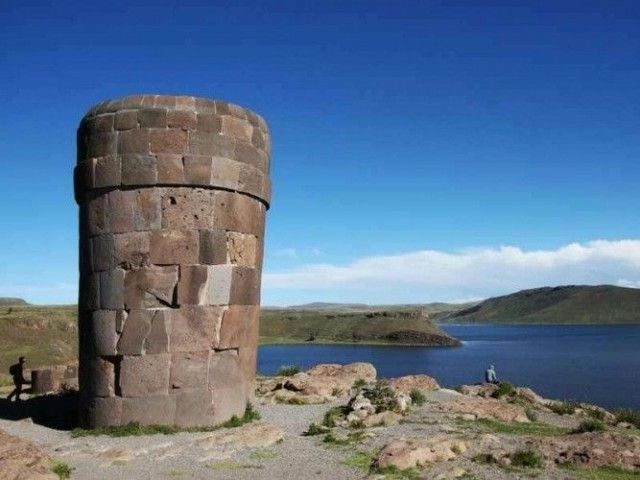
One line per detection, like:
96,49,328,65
443,285,640,324
0,297,29,306
260,309,461,345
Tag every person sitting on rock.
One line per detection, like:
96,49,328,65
485,364,498,384
7,356,30,402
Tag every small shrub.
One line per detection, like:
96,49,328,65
472,453,498,464
322,406,348,427
374,465,420,479
549,400,580,416
363,380,397,413
342,451,375,473
491,382,515,399
323,432,349,446
277,365,301,377
525,408,538,422
510,449,543,468
409,389,426,407
573,418,606,433
614,409,640,429
52,460,72,479
223,403,261,428
584,406,606,421
304,422,329,436
352,378,367,390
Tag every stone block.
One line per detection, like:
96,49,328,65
176,96,196,110
82,396,122,428
215,101,247,119
138,108,167,128
183,155,212,185
199,229,227,265
169,306,223,352
251,127,267,151
124,266,178,309
220,115,253,143
79,273,100,311
211,156,240,188
114,110,138,130
178,265,209,305
94,155,121,188
74,161,94,196
119,354,170,397
31,369,61,394
85,114,114,133
121,395,176,425
115,310,127,333
238,346,258,383
209,349,247,422
226,232,257,267
147,309,170,354
86,131,117,158
197,113,221,133
107,190,136,233
206,265,233,305
141,95,157,107
168,110,196,129
174,389,215,427
219,305,259,349
235,141,267,171
99,268,125,309
134,189,162,231
117,309,153,355
87,194,108,235
229,267,260,305
92,234,115,271
154,96,177,109
156,154,184,184
150,229,198,265
82,357,116,397
195,97,216,113
169,351,209,390
121,154,157,185
161,187,214,230
113,231,149,269
117,129,150,154
213,191,264,235
91,310,118,355
150,128,188,154
189,131,235,157
238,164,263,194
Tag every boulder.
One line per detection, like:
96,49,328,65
362,411,402,428
388,374,440,394
375,437,467,470
196,422,284,450
439,397,530,423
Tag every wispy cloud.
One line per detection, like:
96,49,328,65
263,240,640,301
272,248,298,259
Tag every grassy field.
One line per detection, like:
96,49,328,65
0,304,460,381
442,285,640,324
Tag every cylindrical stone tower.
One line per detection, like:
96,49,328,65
74,95,271,427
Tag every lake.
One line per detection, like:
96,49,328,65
258,325,640,410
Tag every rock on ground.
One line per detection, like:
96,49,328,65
0,427,57,480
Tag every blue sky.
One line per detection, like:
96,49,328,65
1,0,639,305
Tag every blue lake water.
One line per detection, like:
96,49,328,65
258,325,640,410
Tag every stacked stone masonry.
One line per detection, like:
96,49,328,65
75,95,270,428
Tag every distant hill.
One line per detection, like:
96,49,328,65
265,302,472,315
0,298,28,306
443,285,640,324
260,309,461,346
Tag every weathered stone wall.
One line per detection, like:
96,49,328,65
74,95,271,427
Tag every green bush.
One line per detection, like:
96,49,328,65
549,400,580,415
573,418,606,433
584,406,606,421
409,389,426,406
352,378,367,390
52,460,72,479
510,449,543,468
322,406,348,428
363,380,398,413
491,382,515,399
277,365,301,376
614,409,640,429
304,422,329,436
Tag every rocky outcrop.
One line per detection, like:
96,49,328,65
0,428,57,480
437,396,530,423
256,363,376,404
375,437,467,470
388,374,440,394
534,432,640,471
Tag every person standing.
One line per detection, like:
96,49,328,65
7,356,30,401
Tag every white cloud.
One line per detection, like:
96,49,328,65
311,248,323,257
263,240,640,301
272,248,298,258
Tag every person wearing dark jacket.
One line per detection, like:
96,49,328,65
7,356,30,401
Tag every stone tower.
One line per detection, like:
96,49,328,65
74,95,271,427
